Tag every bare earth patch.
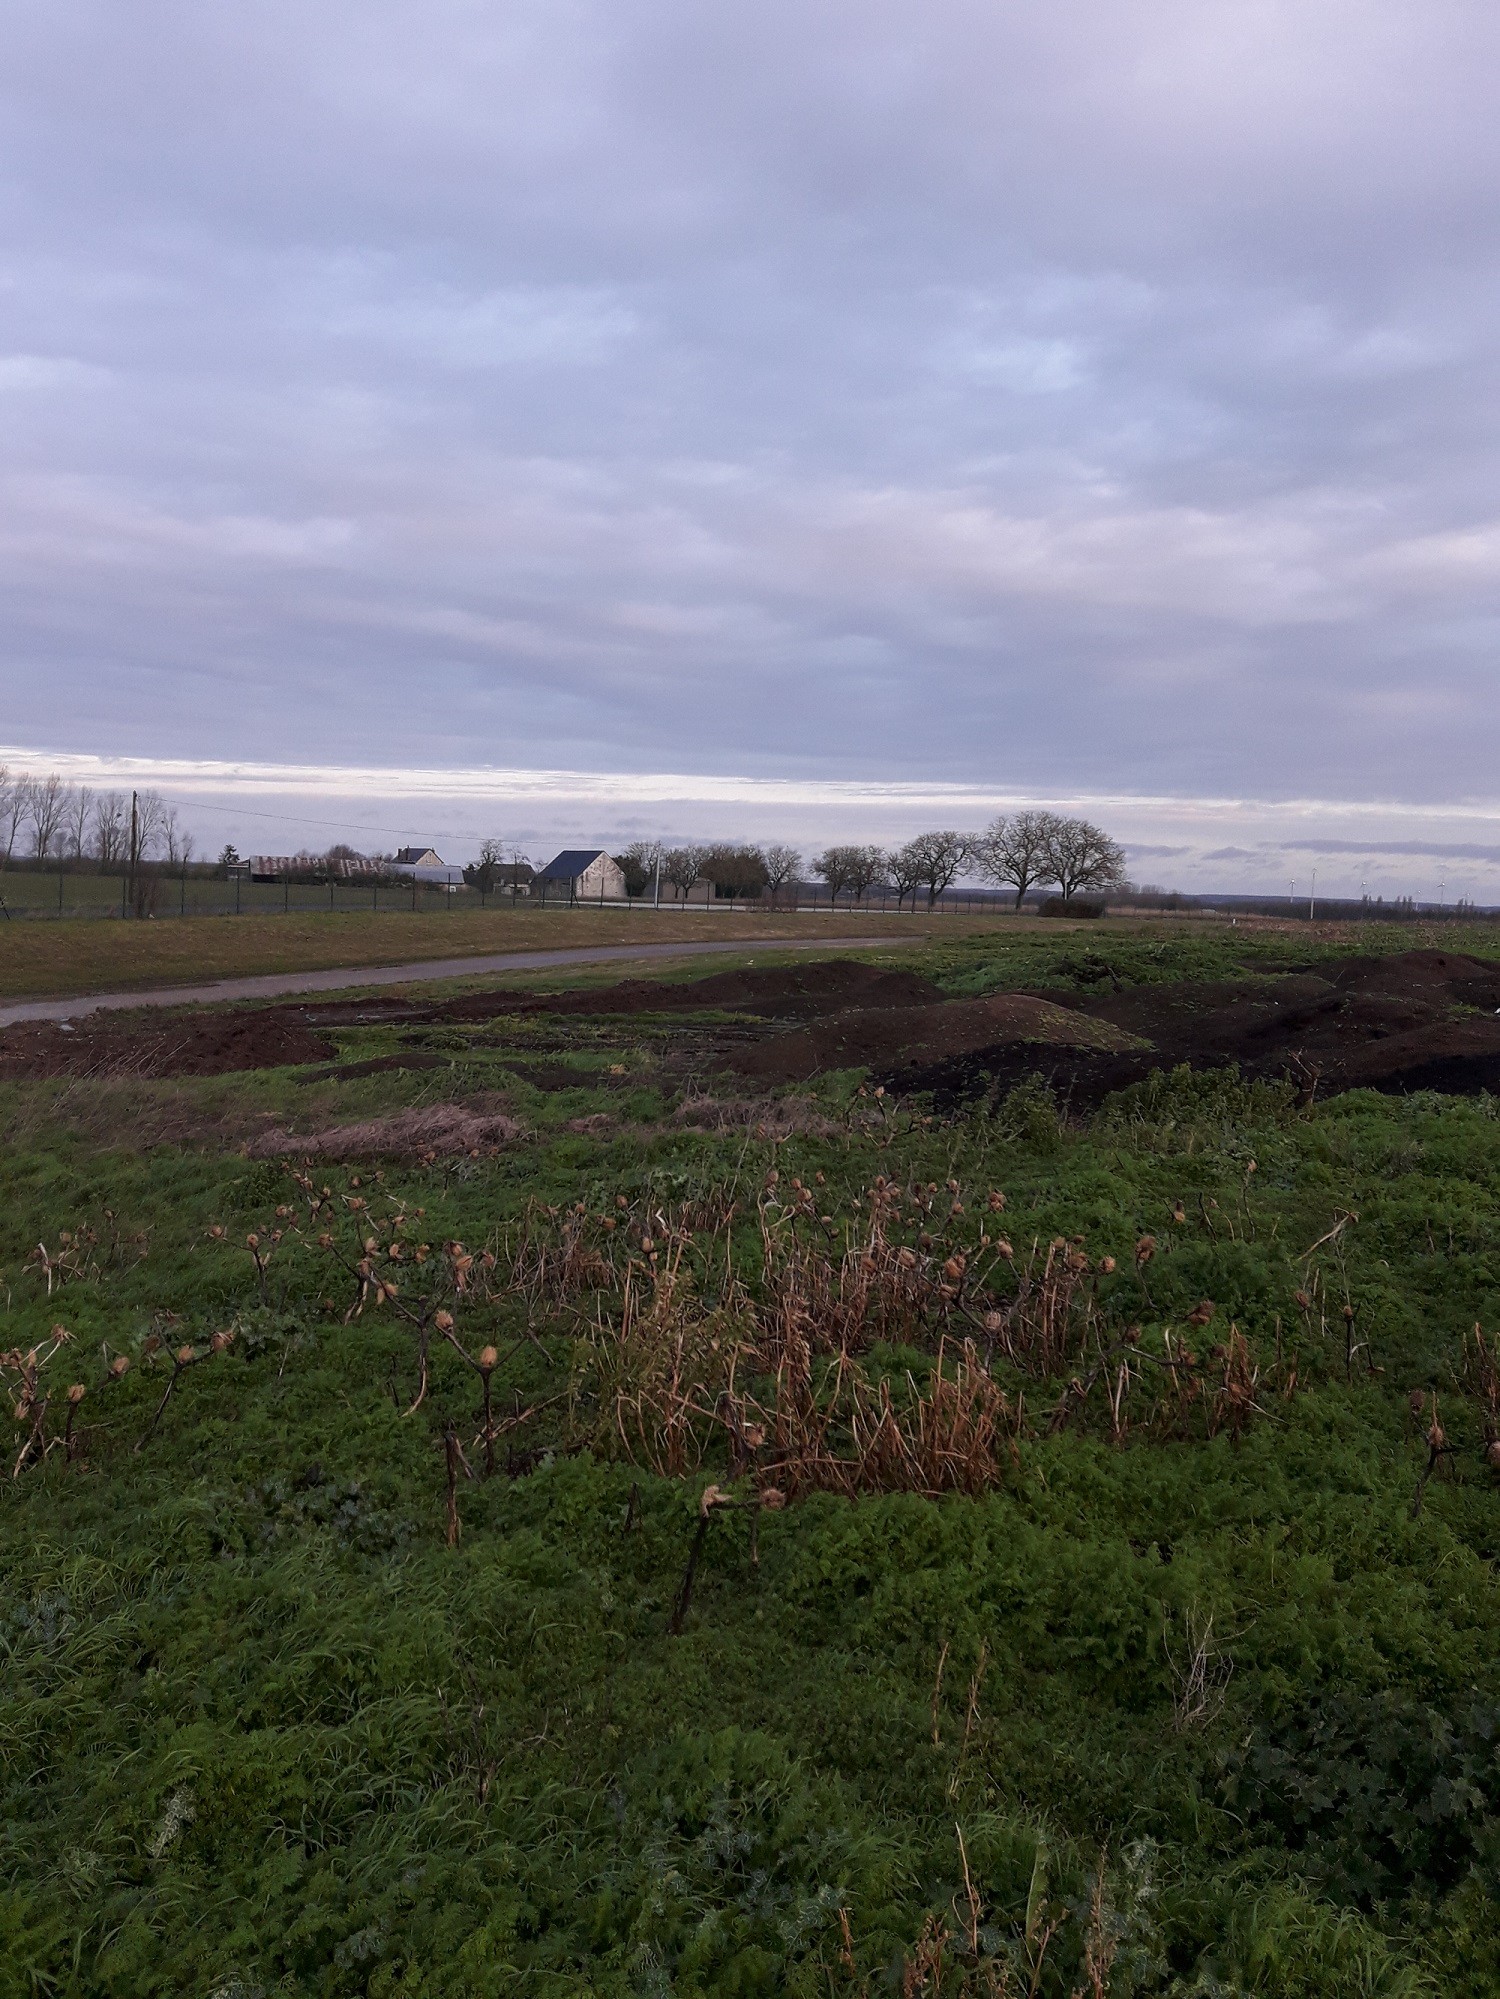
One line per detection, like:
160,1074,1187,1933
728,992,1145,1084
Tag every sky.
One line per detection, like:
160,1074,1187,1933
4,0,1500,894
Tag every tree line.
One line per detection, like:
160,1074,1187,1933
614,813,1126,906
0,768,195,871
0,765,1127,911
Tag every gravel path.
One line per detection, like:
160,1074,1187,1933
0,934,918,1027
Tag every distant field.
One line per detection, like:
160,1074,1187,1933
6,902,1498,1005
0,904,1014,1001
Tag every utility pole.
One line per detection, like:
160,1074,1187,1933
1309,869,1316,922
129,790,138,919
653,843,661,910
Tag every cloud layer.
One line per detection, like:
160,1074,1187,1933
3,0,1500,846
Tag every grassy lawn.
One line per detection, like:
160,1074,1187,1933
8,926,1500,1993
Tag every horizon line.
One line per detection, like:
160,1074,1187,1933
5,745,1500,828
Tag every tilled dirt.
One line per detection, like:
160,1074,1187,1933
13,949,1500,1109
0,960,935,1081
876,950,1500,1108
726,993,1144,1084
0,1009,333,1081
424,960,946,1023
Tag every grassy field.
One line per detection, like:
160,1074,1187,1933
0,905,1002,1003
8,924,1500,1995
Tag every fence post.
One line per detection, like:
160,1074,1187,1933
58,873,63,917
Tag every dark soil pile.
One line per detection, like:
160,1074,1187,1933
0,1009,334,1081
885,949,1500,1109
727,993,1143,1084
431,960,946,1023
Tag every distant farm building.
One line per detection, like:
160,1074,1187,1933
534,849,627,903
249,854,386,882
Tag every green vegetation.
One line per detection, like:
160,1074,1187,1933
7,932,1500,1994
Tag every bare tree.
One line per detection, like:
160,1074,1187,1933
163,808,195,868
886,843,926,911
893,829,974,907
127,791,169,917
614,839,660,898
761,843,801,902
28,774,68,863
660,844,708,899
814,844,885,902
92,791,129,868
64,786,93,862
813,846,855,898
1043,817,1127,904
0,767,24,869
128,790,167,865
977,810,1064,910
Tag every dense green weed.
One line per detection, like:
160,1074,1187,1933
8,949,1500,1992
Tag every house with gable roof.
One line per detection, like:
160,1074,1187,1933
533,849,627,903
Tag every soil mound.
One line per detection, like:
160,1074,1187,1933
886,949,1500,1109
0,1009,333,1081
249,1103,525,1159
424,959,944,1023
728,993,1143,1084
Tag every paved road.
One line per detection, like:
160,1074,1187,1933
0,934,920,1027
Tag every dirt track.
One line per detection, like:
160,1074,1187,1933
0,934,919,1028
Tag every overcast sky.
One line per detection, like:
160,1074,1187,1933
4,1,1500,890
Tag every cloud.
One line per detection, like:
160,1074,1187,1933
6,741,1500,894
1,0,1499,820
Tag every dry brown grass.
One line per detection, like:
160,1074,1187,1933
520,1172,1280,1502
0,906,988,1002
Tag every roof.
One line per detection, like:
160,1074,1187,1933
535,849,609,881
394,846,443,866
388,861,466,885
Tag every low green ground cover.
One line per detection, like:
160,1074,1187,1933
5,940,1500,1994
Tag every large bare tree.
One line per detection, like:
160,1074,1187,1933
892,829,974,907
1043,816,1127,903
0,767,23,868
814,844,884,902
92,791,129,867
977,810,1063,910
64,786,93,861
660,844,708,898
163,807,195,868
761,843,801,900
28,774,68,863
886,843,925,910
